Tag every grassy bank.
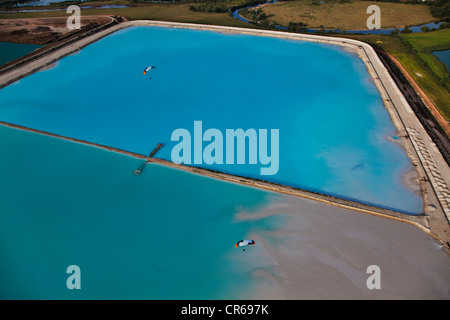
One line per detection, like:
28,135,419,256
396,30,449,121
330,31,449,122
400,29,450,81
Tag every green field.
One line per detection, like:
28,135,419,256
398,30,450,121
263,0,435,30
332,30,450,121
400,29,450,80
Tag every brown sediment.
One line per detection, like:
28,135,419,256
147,157,446,245
0,20,448,245
401,166,422,198
234,196,450,299
0,16,114,45
0,15,120,82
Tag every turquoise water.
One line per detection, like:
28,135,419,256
0,125,282,299
2,125,449,299
433,50,450,71
0,42,41,66
0,26,422,214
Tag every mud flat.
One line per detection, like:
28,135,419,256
235,196,450,299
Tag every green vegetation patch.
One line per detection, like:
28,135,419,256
330,32,449,121
262,0,436,30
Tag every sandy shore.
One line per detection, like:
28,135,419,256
236,195,450,299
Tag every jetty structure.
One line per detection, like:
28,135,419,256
0,20,448,249
133,143,164,175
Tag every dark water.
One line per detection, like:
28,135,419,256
433,49,450,71
0,41,42,66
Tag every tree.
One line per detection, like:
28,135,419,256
401,26,412,34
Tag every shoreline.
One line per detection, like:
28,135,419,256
401,165,422,200
0,119,439,247
0,20,448,246
236,196,450,299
